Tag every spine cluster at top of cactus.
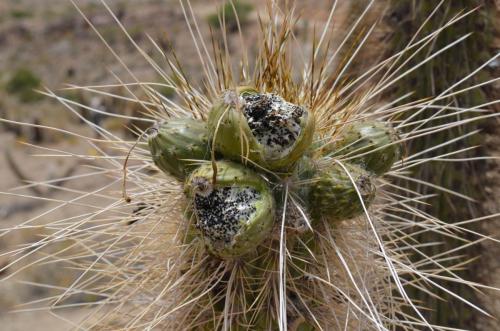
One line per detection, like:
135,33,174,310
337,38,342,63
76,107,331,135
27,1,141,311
147,87,402,259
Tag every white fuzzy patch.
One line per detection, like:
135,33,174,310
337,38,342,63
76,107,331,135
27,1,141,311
240,93,304,160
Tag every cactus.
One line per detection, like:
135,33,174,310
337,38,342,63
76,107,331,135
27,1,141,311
327,120,401,176
185,161,274,258
148,118,211,179
305,162,376,222
4,2,499,331
385,1,496,327
208,87,315,171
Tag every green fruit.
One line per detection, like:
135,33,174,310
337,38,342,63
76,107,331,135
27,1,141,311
290,156,318,215
148,118,211,179
329,120,401,176
295,320,315,331
208,87,315,171
306,163,376,222
295,156,318,182
185,161,275,258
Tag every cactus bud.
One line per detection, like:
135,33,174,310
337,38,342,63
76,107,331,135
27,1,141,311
208,87,315,171
329,120,401,176
306,163,376,222
185,161,275,258
148,118,211,180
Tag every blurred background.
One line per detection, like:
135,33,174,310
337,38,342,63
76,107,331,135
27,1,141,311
0,0,498,330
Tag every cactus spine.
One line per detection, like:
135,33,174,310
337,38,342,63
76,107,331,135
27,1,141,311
386,1,496,327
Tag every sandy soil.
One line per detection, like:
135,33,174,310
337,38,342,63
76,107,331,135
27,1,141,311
1,309,93,331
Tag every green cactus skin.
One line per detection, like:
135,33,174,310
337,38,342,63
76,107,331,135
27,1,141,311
306,163,376,222
295,321,315,331
295,155,318,179
330,120,401,176
208,86,315,171
290,156,318,213
148,118,211,180
185,161,275,258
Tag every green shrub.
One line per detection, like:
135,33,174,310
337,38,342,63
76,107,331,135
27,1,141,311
207,1,253,31
6,68,43,103
10,10,33,19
